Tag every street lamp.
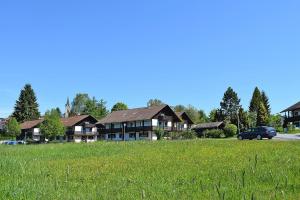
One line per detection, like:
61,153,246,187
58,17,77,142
236,106,241,134
123,123,126,141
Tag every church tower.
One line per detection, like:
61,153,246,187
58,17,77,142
64,98,71,118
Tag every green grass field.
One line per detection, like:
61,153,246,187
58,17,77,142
0,140,299,200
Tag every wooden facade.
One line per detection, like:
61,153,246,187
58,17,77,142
97,105,183,141
281,101,300,128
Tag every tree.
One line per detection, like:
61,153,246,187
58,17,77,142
184,105,200,124
70,94,108,119
12,84,40,123
257,102,269,126
261,91,271,116
231,107,249,131
198,110,208,123
220,87,241,122
111,102,128,112
6,117,21,139
173,105,186,113
248,112,257,128
208,109,224,122
40,109,65,140
147,99,164,107
55,107,62,117
71,93,90,115
269,114,282,129
85,98,109,119
249,87,261,113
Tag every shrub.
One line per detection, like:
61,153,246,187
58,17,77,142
203,129,224,138
181,130,197,139
224,124,237,137
167,132,181,140
155,129,165,140
166,131,197,140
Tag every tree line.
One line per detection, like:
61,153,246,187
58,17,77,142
1,84,282,139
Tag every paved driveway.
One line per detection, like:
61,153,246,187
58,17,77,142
274,133,300,140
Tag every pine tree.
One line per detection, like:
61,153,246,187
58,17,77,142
249,87,261,113
261,91,271,116
220,87,241,122
12,84,40,123
257,102,269,126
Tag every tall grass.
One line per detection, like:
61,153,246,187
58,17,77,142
0,140,299,199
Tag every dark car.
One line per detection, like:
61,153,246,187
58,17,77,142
238,126,277,140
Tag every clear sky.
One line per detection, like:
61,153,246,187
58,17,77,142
0,0,299,118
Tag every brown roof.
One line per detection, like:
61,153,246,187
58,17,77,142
20,119,44,130
281,101,300,112
60,115,96,127
97,104,180,124
175,112,194,124
20,115,96,130
192,122,224,129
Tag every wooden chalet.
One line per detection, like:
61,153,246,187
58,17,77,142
281,101,300,128
62,115,99,143
19,115,99,143
192,121,225,136
175,112,194,131
96,104,182,141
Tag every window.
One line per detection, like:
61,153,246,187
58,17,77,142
109,134,116,139
119,134,124,139
136,121,142,127
128,122,135,128
114,123,121,129
140,132,148,138
294,122,300,128
129,133,136,138
295,112,299,116
105,124,110,129
144,120,151,127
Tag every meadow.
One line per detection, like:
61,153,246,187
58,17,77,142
0,140,299,200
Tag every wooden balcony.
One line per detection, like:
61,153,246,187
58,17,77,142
73,131,98,136
285,116,300,123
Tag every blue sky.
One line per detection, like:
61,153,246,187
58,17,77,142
0,0,300,117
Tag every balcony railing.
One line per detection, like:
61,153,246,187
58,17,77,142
285,116,300,123
74,131,98,135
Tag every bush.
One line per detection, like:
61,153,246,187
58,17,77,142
203,129,224,138
181,130,197,139
166,131,197,140
155,129,165,140
224,124,237,137
167,132,181,140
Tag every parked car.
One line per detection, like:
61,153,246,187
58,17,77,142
238,126,277,140
2,140,10,145
17,140,26,145
7,140,18,145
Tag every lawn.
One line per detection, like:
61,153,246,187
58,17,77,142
0,140,299,200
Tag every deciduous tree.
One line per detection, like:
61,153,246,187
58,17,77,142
6,117,21,139
147,99,164,107
40,109,65,140
111,102,128,112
